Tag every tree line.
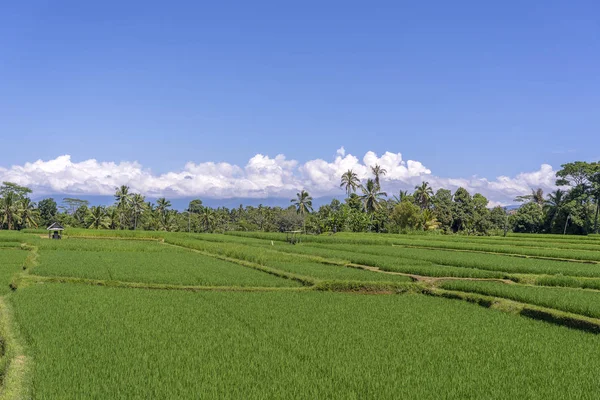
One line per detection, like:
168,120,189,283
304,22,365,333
0,161,598,235
510,161,600,234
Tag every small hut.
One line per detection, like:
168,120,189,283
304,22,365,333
47,222,64,239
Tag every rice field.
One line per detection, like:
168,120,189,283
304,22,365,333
32,245,301,287
2,230,600,398
12,285,600,399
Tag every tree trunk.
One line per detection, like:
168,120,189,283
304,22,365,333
303,213,306,234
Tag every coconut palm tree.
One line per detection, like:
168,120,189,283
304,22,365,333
200,207,215,232
144,203,161,231
156,197,171,224
414,182,434,209
106,206,119,230
0,192,20,230
291,190,313,233
340,169,360,198
544,189,566,231
161,210,177,232
371,164,387,189
114,185,131,228
20,198,39,228
515,188,545,207
87,206,109,229
360,179,387,214
129,193,147,230
421,209,441,231
393,190,410,204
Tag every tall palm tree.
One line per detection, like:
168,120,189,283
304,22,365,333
515,188,545,207
371,164,387,189
114,185,131,228
129,193,147,230
414,182,434,209
544,189,566,231
0,192,20,230
291,190,313,233
87,206,109,229
106,206,119,230
156,197,171,226
20,198,39,228
360,179,387,214
144,203,161,231
340,169,360,198
200,207,215,232
393,190,410,204
161,210,177,232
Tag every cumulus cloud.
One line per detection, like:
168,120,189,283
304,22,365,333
0,150,558,205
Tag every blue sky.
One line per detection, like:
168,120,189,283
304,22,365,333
1,1,599,204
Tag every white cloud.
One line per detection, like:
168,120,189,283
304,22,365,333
0,151,558,205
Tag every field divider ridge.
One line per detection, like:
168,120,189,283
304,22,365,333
344,263,517,284
221,241,590,289
15,274,311,293
256,245,529,285
391,244,600,264
422,287,600,334
0,297,31,400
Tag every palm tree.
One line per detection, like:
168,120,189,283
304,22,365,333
114,185,131,228
106,207,119,230
0,192,20,230
161,210,177,232
371,164,387,189
199,207,215,232
20,198,39,228
421,209,441,231
515,188,545,207
414,182,434,209
87,206,109,229
144,203,161,231
340,169,360,198
129,193,147,230
291,190,313,233
393,190,410,204
360,179,387,214
544,189,566,231
156,197,171,227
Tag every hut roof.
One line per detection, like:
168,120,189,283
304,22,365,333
47,222,65,231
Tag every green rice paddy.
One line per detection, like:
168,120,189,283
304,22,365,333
2,230,600,398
